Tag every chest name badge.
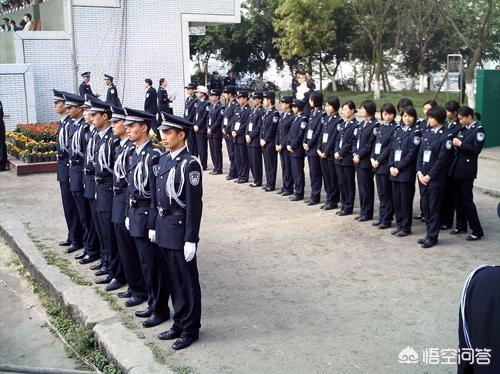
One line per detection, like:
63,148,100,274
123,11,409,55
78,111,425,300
423,150,431,163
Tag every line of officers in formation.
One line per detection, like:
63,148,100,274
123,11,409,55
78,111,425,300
182,84,485,249
53,89,202,350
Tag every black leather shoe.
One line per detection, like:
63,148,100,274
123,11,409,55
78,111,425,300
391,229,400,235
465,234,481,241
282,191,292,196
371,221,381,227
74,252,86,260
95,268,109,277
307,200,319,206
450,229,466,235
117,291,131,298
358,216,370,222
289,195,303,201
276,190,284,195
142,313,168,328
421,239,437,248
79,254,99,265
236,179,248,184
396,231,410,237
95,275,112,285
212,170,223,175
225,175,236,180
59,239,71,247
338,211,352,216
125,296,146,307
90,262,102,271
378,223,391,229
264,187,275,192
440,224,451,230
172,335,199,350
105,278,125,291
323,204,335,211
66,244,83,254
135,308,152,318
249,183,262,187
417,238,427,244
158,328,182,340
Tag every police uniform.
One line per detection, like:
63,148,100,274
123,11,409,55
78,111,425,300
318,113,342,209
275,96,295,195
124,108,170,327
246,91,264,187
109,106,148,300
304,108,325,204
232,91,250,183
153,113,202,350
144,85,159,137
193,87,210,170
287,99,307,200
260,92,279,191
0,99,6,171
184,83,198,157
222,86,239,179
416,126,453,247
388,124,421,235
206,89,224,174
158,85,171,116
371,120,397,227
53,90,83,250
334,118,357,215
450,122,485,239
104,74,121,107
79,72,93,98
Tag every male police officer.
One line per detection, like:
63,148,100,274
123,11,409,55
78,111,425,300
246,91,264,187
207,89,224,174
232,91,250,183
153,112,203,350
144,79,159,137
104,74,121,107
260,92,280,191
275,96,295,195
193,85,210,170
222,85,239,180
183,83,198,157
79,72,94,98
287,99,307,201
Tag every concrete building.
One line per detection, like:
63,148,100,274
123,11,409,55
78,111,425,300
0,0,240,130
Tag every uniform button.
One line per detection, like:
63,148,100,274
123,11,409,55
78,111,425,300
157,188,160,191
160,176,163,179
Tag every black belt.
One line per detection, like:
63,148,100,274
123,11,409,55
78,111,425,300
113,186,128,196
95,176,113,185
157,207,185,217
129,197,150,208
84,167,95,175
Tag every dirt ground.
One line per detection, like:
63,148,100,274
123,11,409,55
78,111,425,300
0,155,499,373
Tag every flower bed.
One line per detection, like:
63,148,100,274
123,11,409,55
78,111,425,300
6,122,58,163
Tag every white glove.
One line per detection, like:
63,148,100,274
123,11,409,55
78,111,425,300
148,229,156,243
184,242,197,262
125,217,130,230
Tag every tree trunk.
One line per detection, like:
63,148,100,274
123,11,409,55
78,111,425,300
418,74,426,93
257,71,264,90
373,47,382,100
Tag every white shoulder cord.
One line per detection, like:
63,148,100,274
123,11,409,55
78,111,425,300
71,124,84,157
133,153,151,198
58,123,66,151
98,137,113,173
460,264,495,349
86,131,96,165
165,159,187,208
114,145,128,180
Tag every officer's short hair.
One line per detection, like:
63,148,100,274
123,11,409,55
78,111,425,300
361,100,377,116
445,100,460,113
380,103,396,117
402,106,418,121
427,106,447,124
145,78,153,86
309,92,323,109
326,96,340,112
457,106,477,119
423,99,438,108
159,78,165,85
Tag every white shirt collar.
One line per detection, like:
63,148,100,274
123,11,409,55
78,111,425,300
99,126,111,138
120,138,128,146
135,139,151,154
169,145,187,160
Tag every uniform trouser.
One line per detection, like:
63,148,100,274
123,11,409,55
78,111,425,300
134,237,170,316
420,183,445,242
208,135,223,172
187,131,198,157
234,142,249,181
453,178,484,236
60,181,83,245
417,182,424,217
279,150,293,193
307,154,322,202
262,144,278,189
336,164,356,213
159,248,201,338
224,136,237,178
71,190,89,246
113,222,147,300
0,123,7,170
290,155,305,198
356,166,374,218
196,132,208,170
320,158,340,205
247,146,262,185
392,181,413,233
95,210,118,275
375,173,394,224
441,175,455,227
84,197,100,258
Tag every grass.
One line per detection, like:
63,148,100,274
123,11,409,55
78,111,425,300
8,254,122,374
145,341,168,365
94,287,123,312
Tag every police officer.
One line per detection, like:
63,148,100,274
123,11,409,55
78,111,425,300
53,90,83,251
388,105,421,237
416,106,453,248
222,85,238,180
158,78,171,118
371,103,398,229
79,72,94,98
183,83,198,157
110,105,148,305
260,91,279,192
153,113,202,350
124,108,170,327
303,92,325,205
232,91,250,183
287,99,307,201
334,101,358,216
246,91,264,187
318,96,342,210
104,74,121,107
88,99,125,291
144,79,159,138
207,89,224,175
275,95,295,196
352,100,379,221
449,106,485,241
193,85,210,170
